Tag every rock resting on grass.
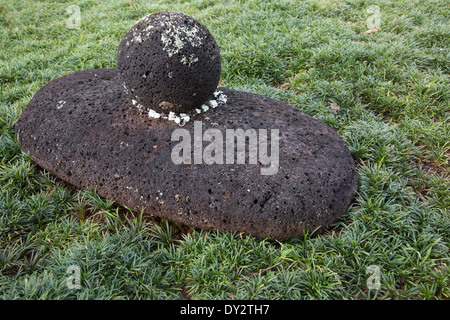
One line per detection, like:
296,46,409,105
15,11,359,240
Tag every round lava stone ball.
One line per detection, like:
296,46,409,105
116,11,222,114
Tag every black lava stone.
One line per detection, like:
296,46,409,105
116,11,222,114
16,68,359,240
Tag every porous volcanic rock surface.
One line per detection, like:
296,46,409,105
116,11,221,113
16,68,358,240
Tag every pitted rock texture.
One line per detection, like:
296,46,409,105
16,69,358,240
116,11,221,114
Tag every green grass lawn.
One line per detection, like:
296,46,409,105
0,0,449,300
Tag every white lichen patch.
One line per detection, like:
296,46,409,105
159,13,205,57
128,13,206,61
56,100,66,109
180,53,199,66
144,24,156,33
122,82,129,95
131,89,228,126
133,34,143,43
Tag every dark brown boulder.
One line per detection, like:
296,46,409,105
16,68,358,240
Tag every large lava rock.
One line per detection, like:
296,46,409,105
15,68,358,240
